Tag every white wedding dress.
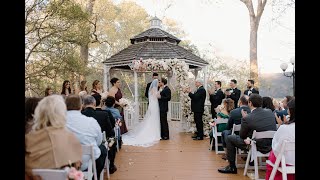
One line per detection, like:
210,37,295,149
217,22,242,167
122,79,161,147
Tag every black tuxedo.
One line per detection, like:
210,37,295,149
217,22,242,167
158,85,171,139
145,82,152,98
188,86,206,138
81,107,115,137
225,105,251,130
226,88,241,108
244,88,259,96
209,88,225,118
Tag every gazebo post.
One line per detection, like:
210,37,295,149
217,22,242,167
103,65,111,92
203,66,208,91
134,70,139,125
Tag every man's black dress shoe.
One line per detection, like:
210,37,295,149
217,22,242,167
109,165,117,174
163,137,169,140
218,165,237,174
191,135,198,138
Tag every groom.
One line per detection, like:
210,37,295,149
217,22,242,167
157,77,171,140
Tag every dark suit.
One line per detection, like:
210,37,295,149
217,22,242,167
225,107,277,164
226,88,241,108
81,107,117,174
244,88,259,96
81,107,115,137
158,85,171,139
188,86,206,138
221,105,251,148
145,82,152,99
209,88,225,118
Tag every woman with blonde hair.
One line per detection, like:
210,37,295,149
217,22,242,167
25,95,82,176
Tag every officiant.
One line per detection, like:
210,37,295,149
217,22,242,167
185,79,206,140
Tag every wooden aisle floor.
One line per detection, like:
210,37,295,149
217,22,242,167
108,121,264,180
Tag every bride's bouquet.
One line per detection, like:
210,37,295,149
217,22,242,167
119,98,134,113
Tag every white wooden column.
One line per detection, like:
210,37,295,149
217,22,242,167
103,65,111,92
134,70,139,124
203,66,209,103
194,69,198,79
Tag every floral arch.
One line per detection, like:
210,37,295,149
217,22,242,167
130,58,212,135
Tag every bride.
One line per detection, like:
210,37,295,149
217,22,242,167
122,79,161,147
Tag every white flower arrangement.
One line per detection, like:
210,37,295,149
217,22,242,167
131,58,212,132
119,98,135,113
131,58,193,122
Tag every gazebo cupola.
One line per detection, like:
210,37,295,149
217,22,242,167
130,16,180,45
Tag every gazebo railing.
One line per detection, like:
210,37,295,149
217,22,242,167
168,102,182,121
124,101,212,131
124,101,183,130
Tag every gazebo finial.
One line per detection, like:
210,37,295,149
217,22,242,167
150,16,162,29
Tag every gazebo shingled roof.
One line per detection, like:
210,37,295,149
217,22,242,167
103,16,208,70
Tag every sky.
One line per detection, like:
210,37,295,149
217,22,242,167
118,0,295,74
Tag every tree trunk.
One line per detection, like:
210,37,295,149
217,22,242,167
79,0,96,81
250,21,259,87
80,45,89,64
241,0,268,88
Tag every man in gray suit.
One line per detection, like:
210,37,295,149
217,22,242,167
218,94,277,174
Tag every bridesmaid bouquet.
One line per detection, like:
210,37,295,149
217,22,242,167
119,98,134,113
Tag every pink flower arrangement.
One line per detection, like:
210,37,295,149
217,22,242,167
64,166,84,180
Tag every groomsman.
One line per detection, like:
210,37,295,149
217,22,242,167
185,79,207,140
244,80,259,96
209,81,225,118
225,79,241,108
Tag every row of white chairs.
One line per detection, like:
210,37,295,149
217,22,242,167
211,122,294,180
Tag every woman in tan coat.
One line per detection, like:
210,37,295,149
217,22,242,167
25,95,82,176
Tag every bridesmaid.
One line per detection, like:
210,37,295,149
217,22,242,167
108,77,128,134
61,80,72,96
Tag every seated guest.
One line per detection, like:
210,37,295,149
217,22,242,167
209,98,234,150
275,96,294,122
25,97,42,134
218,94,277,174
221,95,250,159
272,98,282,112
81,95,117,174
65,95,107,179
262,96,275,112
103,95,123,149
25,95,82,176
266,99,295,180
104,96,122,121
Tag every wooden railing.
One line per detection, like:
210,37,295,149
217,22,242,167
124,101,212,131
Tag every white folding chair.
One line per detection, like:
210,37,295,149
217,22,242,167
114,125,121,152
82,145,98,180
210,118,228,154
32,169,68,180
243,130,276,180
231,124,247,168
266,140,295,180
101,131,110,180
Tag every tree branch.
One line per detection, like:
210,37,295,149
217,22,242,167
88,15,111,46
241,0,256,18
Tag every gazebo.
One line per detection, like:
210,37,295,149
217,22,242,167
103,16,209,131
